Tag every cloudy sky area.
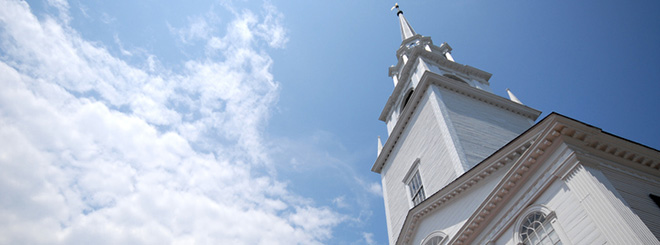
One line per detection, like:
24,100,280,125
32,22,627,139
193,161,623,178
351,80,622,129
0,0,362,244
1,0,659,244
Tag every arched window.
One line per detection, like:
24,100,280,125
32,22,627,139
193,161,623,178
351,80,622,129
519,211,561,245
515,206,564,245
401,89,414,111
420,230,447,245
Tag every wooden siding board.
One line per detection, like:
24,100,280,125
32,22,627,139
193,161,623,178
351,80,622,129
381,88,461,244
438,88,532,170
600,166,660,240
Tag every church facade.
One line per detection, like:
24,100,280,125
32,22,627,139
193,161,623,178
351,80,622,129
372,6,660,245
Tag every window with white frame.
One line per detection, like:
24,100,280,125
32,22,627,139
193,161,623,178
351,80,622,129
408,170,426,206
421,231,446,245
403,159,426,207
423,236,443,245
519,211,562,245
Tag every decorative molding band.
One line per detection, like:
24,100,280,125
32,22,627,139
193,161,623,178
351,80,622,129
558,124,659,172
423,73,540,120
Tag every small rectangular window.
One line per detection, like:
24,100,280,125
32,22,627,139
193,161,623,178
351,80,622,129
408,170,426,206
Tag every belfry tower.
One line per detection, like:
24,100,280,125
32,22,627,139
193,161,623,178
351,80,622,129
372,5,541,243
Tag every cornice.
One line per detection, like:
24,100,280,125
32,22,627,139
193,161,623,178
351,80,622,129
544,116,660,175
424,72,540,119
572,130,660,172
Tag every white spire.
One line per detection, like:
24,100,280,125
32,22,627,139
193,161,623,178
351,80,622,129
391,3,416,40
506,88,523,104
377,136,383,156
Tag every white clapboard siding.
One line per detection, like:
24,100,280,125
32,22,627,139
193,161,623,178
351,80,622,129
601,165,660,240
381,88,461,243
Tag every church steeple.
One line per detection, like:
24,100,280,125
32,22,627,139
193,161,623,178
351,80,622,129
374,6,541,243
392,4,416,40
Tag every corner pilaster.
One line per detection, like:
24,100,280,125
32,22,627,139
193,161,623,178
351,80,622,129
563,161,658,244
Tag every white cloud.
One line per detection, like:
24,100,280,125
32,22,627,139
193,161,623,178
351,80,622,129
0,1,340,244
46,0,70,23
368,182,383,197
114,34,133,56
255,2,288,48
170,16,215,44
267,130,384,232
363,232,377,245
332,196,349,209
289,206,344,241
99,12,115,24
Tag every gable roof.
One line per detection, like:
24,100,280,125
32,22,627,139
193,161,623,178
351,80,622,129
395,113,660,245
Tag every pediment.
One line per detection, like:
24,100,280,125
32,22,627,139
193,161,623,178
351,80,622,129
395,113,660,245
447,113,660,244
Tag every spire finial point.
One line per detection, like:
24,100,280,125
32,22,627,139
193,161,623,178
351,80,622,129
391,3,403,16
393,3,416,40
391,3,399,11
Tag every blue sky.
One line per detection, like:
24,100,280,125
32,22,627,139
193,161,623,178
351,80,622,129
0,0,658,244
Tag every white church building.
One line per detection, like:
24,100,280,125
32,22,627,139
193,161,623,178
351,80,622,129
372,5,660,245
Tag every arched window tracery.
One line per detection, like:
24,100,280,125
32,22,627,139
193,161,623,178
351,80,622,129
519,211,562,245
420,230,446,245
